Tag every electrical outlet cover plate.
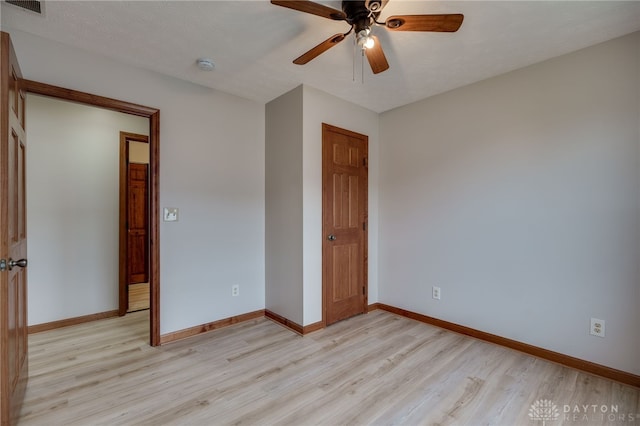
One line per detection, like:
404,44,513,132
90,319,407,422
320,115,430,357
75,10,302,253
590,318,605,337
432,286,441,300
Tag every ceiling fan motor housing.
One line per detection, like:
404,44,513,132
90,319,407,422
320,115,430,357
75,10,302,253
342,0,380,32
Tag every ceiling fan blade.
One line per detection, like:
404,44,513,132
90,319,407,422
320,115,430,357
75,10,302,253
365,36,389,74
385,14,464,32
293,33,346,65
271,0,346,21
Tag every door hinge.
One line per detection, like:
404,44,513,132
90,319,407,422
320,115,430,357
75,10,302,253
0,259,6,272
363,286,365,295
363,157,368,167
363,222,367,231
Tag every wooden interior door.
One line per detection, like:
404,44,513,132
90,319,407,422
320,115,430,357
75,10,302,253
0,32,28,426
119,132,149,316
322,123,368,326
128,163,149,285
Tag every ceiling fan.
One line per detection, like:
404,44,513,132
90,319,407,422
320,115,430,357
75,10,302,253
271,0,464,74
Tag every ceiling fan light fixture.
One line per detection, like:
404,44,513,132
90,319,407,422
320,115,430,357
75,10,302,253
363,35,375,49
356,29,375,50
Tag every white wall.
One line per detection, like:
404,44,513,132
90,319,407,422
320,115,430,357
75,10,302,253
26,94,148,325
379,32,640,374
265,86,303,325
10,29,265,335
302,86,379,326
130,141,149,164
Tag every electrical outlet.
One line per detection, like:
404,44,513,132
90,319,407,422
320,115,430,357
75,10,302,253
432,286,441,300
590,318,605,337
232,285,239,297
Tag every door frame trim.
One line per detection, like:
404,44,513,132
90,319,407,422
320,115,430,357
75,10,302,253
321,123,369,327
20,79,161,346
119,132,149,316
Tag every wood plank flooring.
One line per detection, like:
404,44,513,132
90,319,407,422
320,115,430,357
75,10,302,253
19,310,639,425
127,282,150,312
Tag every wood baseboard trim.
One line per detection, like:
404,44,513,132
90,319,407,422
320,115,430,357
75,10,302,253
28,310,120,334
303,321,324,334
368,302,381,311
377,303,640,388
264,310,325,335
265,310,304,335
159,309,265,344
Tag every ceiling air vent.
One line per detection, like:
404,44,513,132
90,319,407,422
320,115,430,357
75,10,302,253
5,1,42,14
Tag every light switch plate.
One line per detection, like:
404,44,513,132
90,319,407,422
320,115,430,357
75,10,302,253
163,207,179,222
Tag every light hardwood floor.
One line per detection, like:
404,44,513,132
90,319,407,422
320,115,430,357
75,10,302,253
127,282,150,312
19,310,639,425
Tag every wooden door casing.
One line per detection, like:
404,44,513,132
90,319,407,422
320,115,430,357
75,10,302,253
22,81,160,346
1,31,28,426
322,123,368,326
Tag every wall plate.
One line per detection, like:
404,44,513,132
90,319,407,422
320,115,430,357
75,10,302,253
163,207,179,222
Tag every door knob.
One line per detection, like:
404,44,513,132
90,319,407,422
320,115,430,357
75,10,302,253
327,234,336,241
8,258,27,270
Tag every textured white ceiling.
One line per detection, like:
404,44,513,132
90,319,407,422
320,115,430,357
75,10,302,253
2,1,640,113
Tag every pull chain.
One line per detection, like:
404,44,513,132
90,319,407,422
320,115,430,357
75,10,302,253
353,37,356,82
352,37,366,84
361,49,365,84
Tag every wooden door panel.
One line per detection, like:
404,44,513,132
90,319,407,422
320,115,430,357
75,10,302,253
9,131,18,242
7,131,27,393
332,173,359,229
7,273,17,387
128,233,147,283
17,265,27,379
8,268,26,389
9,68,17,114
127,163,148,284
323,123,368,326
18,88,25,130
128,182,147,229
1,31,29,425
332,141,360,167
331,243,359,301
18,139,26,240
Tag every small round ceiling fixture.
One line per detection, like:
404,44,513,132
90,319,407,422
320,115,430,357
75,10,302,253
196,58,215,71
